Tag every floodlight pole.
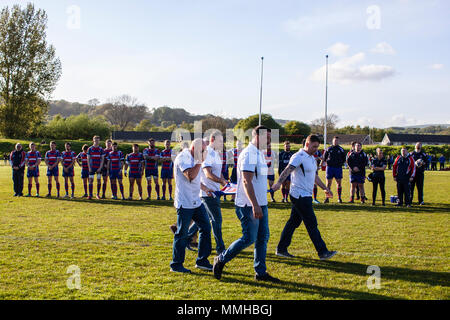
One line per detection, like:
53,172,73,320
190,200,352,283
259,57,264,126
324,55,329,150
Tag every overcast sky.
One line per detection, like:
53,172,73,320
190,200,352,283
4,0,450,128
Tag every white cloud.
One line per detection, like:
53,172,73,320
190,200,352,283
430,63,444,70
371,42,396,55
283,9,361,37
328,42,350,57
387,114,426,127
311,52,395,84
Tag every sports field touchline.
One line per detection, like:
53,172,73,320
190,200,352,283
1,235,448,262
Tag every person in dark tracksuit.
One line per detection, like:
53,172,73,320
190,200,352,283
393,147,416,207
410,142,427,205
370,148,387,206
9,143,26,197
346,143,368,204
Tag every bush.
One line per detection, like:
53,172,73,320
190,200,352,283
36,114,111,140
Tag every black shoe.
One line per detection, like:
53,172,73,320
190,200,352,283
275,250,295,258
13,193,18,197
324,198,329,204
255,273,281,283
338,198,343,203
195,261,213,271
213,256,225,280
319,250,338,261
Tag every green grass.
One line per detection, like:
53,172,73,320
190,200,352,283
0,164,448,300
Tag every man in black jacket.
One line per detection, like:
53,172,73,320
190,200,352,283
346,143,368,204
393,147,416,207
9,143,26,197
410,142,427,205
322,136,346,203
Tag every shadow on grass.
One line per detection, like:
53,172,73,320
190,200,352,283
263,201,450,214
29,195,450,214
237,251,450,288
188,269,394,300
34,195,176,208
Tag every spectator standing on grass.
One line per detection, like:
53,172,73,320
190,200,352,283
439,155,446,170
427,154,432,170
370,148,387,206
347,142,368,204
213,126,280,283
393,147,415,207
321,136,346,204
278,141,294,203
388,155,394,170
410,142,428,205
431,155,438,171
271,134,337,261
9,143,26,197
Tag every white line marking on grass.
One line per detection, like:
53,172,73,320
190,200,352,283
1,236,449,261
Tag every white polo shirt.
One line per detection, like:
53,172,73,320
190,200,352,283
174,148,202,209
200,146,223,197
235,142,268,208
289,149,318,199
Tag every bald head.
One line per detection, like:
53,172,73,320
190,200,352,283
190,138,207,163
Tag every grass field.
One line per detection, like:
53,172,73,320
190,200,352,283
0,164,448,300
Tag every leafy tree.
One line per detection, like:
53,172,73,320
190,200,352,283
284,121,311,136
234,113,283,133
0,3,62,137
134,119,154,132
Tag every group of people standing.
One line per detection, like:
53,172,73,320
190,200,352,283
8,137,176,201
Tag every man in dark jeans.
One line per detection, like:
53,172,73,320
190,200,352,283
393,147,416,207
272,135,337,260
410,142,427,205
9,143,26,197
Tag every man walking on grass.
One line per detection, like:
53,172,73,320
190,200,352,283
272,134,337,261
213,125,280,283
170,139,214,273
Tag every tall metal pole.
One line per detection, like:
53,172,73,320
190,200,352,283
259,57,264,126
324,55,329,150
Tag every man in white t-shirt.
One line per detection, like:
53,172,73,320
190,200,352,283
272,134,338,260
186,131,229,255
213,126,280,283
170,138,215,273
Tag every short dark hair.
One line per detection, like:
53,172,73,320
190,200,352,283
333,136,339,140
50,141,56,145
253,125,271,136
112,142,118,146
133,144,139,148
82,144,88,151
148,138,155,143
351,141,356,147
306,134,320,144
65,142,71,147
284,140,290,145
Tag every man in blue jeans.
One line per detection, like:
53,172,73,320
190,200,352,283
272,134,337,260
213,125,280,283
187,130,229,254
170,138,214,273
